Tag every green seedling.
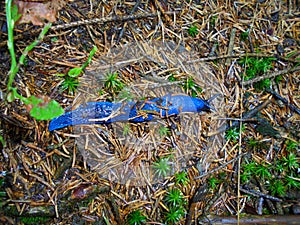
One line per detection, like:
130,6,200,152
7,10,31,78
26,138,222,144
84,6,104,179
59,75,79,95
168,74,178,82
240,31,249,41
165,188,185,207
274,160,285,173
20,216,50,225
207,176,221,190
5,0,64,120
239,56,276,90
163,187,187,224
281,153,299,171
57,46,97,95
104,72,124,94
122,124,131,136
152,157,172,178
285,140,299,152
275,75,283,84
0,135,6,148
126,210,147,225
267,180,286,197
241,161,257,183
225,127,240,142
51,37,58,42
285,176,300,189
164,206,185,224
183,77,202,97
210,15,218,27
254,78,271,90
159,125,170,137
188,25,199,37
254,163,272,180
174,171,189,186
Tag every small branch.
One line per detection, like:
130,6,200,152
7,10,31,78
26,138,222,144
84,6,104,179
194,152,248,180
208,99,272,136
51,12,159,31
116,0,141,44
239,187,282,202
198,215,300,224
225,28,236,66
242,66,300,86
187,53,299,64
266,88,300,115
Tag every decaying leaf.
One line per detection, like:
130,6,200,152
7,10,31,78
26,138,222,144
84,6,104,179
13,0,68,26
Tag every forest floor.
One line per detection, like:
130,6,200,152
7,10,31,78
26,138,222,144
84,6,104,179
0,0,299,224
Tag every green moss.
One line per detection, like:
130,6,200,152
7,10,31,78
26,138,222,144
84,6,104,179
20,216,50,225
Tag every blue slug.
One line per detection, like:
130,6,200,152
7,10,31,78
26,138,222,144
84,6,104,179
48,94,214,131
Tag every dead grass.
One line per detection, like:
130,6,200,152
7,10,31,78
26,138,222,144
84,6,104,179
0,0,299,224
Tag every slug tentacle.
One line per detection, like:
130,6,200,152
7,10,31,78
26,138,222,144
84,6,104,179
49,94,215,131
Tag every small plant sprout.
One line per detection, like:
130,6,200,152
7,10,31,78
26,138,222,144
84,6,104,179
159,125,170,137
152,156,172,178
57,46,97,95
225,127,240,142
285,176,300,189
168,74,178,82
188,24,199,37
5,0,64,120
281,153,299,171
240,30,249,41
122,124,131,136
254,163,272,180
174,171,189,186
126,210,147,225
238,56,276,90
104,71,124,94
207,176,221,190
59,75,79,95
285,140,299,152
183,77,202,97
163,187,186,224
164,206,185,224
165,188,185,207
268,180,286,197
210,15,218,27
241,162,257,183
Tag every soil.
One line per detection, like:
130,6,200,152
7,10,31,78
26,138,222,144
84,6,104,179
0,0,299,224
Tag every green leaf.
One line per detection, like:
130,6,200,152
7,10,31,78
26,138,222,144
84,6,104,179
55,73,66,77
80,45,98,70
11,4,22,22
27,96,64,120
27,95,43,106
68,68,82,78
0,135,6,148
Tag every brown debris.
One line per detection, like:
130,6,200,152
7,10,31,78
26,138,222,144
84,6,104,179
0,0,299,224
14,0,68,25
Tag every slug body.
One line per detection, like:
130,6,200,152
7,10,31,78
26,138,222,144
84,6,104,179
49,94,212,131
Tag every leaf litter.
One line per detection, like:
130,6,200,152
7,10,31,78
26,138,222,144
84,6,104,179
0,0,299,224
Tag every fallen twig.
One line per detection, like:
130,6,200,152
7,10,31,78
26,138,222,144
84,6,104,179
242,66,300,86
198,215,300,224
266,88,300,115
239,187,282,202
225,28,236,66
208,99,272,136
194,152,248,180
